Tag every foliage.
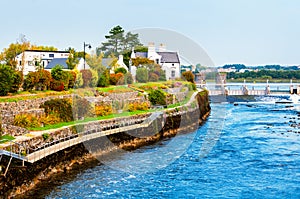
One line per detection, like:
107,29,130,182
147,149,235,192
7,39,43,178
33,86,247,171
227,70,300,80
40,98,73,122
10,70,23,93
114,67,127,74
80,69,92,87
131,57,154,67
98,69,110,87
94,103,113,116
66,48,80,70
51,65,70,90
182,71,195,83
50,79,65,91
0,65,15,95
110,73,124,85
128,101,150,112
40,113,61,126
149,72,159,82
148,89,166,105
42,133,50,141
97,25,142,56
72,96,92,119
136,67,149,83
68,70,77,89
0,38,30,68
124,73,133,84
90,69,98,87
13,114,40,128
74,70,84,88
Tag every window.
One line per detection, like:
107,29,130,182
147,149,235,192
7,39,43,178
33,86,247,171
171,70,175,77
19,61,22,65
156,59,159,64
49,54,54,58
172,63,174,66
28,61,33,66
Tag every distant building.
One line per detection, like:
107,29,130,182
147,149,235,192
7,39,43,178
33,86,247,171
101,55,128,74
130,42,181,80
16,50,69,75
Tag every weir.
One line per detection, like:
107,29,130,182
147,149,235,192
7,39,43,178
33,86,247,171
197,83,300,96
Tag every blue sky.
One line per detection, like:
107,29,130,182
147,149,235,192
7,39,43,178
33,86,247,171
1,0,299,66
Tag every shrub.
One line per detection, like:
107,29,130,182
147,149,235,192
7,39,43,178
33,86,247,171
128,101,150,112
72,96,92,119
90,69,98,87
68,70,77,89
136,68,148,83
0,65,15,96
42,133,50,141
110,73,124,85
13,114,40,128
74,71,83,88
40,114,61,126
36,69,52,90
51,65,70,90
98,69,110,87
149,72,159,82
94,103,113,116
10,70,23,93
182,71,195,83
114,67,127,74
23,71,39,91
80,69,92,87
40,98,73,122
50,79,65,91
125,73,133,84
148,89,166,105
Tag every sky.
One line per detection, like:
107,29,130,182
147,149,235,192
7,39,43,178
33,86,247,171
1,0,299,67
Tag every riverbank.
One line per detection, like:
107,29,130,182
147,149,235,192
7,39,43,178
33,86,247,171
0,90,210,198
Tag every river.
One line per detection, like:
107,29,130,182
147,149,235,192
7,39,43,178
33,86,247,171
33,95,300,198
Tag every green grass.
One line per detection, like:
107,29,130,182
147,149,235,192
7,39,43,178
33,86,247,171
0,90,71,103
29,109,151,131
96,85,134,93
0,135,15,144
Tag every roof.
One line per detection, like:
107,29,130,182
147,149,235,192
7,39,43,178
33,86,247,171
157,52,180,63
135,52,148,58
24,50,69,53
102,58,114,68
45,58,68,69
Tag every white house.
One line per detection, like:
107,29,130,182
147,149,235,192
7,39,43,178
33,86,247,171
130,42,181,80
16,50,70,75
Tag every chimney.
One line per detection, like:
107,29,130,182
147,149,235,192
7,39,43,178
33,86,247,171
118,54,123,62
148,42,155,53
158,43,166,52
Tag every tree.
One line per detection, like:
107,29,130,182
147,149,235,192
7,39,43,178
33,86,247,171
97,25,142,56
66,48,79,70
0,65,16,95
99,25,125,56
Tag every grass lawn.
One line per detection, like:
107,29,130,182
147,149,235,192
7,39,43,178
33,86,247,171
0,135,15,144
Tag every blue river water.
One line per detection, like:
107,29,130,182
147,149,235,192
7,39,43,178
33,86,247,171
46,96,300,199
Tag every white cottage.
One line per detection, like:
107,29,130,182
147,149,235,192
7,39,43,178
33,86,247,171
16,50,69,75
130,42,180,80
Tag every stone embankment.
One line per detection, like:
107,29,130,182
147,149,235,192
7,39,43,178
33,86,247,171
0,90,210,198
